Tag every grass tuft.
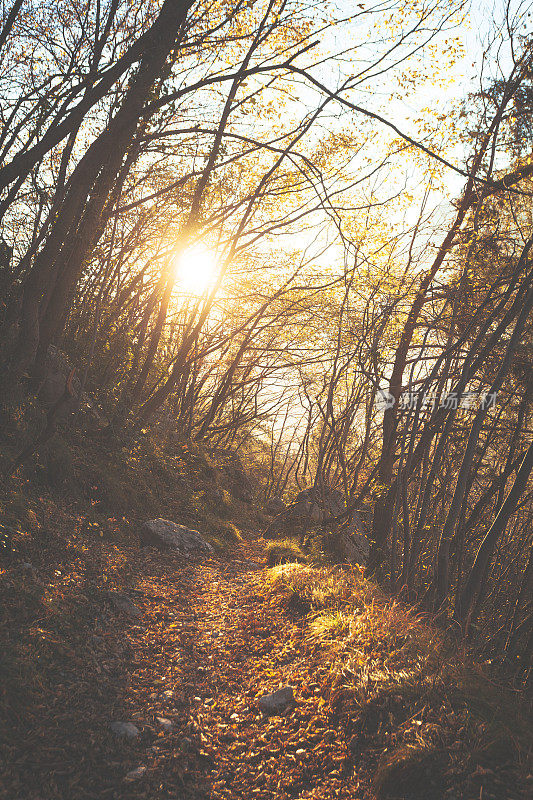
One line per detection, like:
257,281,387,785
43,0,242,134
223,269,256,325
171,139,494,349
265,539,306,567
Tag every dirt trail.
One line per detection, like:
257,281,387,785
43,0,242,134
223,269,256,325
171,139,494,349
119,540,357,800
1,533,369,799
4,535,529,800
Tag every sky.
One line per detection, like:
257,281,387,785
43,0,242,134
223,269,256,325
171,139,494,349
246,0,532,441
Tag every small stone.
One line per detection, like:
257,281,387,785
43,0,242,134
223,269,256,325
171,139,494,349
257,686,295,715
110,721,140,739
102,591,142,619
162,690,174,699
156,716,173,731
124,765,146,782
295,748,306,756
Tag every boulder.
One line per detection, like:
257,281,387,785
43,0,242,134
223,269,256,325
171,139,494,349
257,686,295,715
265,496,287,515
140,519,213,554
295,486,345,519
333,529,370,565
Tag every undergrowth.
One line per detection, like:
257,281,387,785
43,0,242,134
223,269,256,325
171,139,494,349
265,562,532,800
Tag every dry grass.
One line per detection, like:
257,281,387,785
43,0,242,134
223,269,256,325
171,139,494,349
266,562,368,610
265,562,533,800
266,562,440,695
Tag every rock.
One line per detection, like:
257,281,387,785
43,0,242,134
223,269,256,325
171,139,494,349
110,721,140,739
265,496,287,515
156,716,173,731
334,529,370,565
102,590,142,619
351,531,371,563
295,486,345,519
263,485,346,539
124,766,146,782
242,559,260,569
257,686,295,715
224,456,254,503
140,519,214,554
38,345,81,408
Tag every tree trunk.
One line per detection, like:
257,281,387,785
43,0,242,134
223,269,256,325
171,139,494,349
456,441,533,630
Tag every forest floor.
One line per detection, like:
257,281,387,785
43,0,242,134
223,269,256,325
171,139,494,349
0,422,531,799
1,526,532,800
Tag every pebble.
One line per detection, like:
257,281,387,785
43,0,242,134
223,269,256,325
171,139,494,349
109,721,140,739
157,716,173,731
124,766,146,782
257,686,295,715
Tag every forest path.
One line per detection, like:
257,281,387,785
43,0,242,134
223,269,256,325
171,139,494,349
115,538,358,800
4,532,527,800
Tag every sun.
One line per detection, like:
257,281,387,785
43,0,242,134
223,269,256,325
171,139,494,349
174,245,218,295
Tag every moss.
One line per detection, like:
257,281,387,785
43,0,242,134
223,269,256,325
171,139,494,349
203,512,242,541
217,520,243,542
